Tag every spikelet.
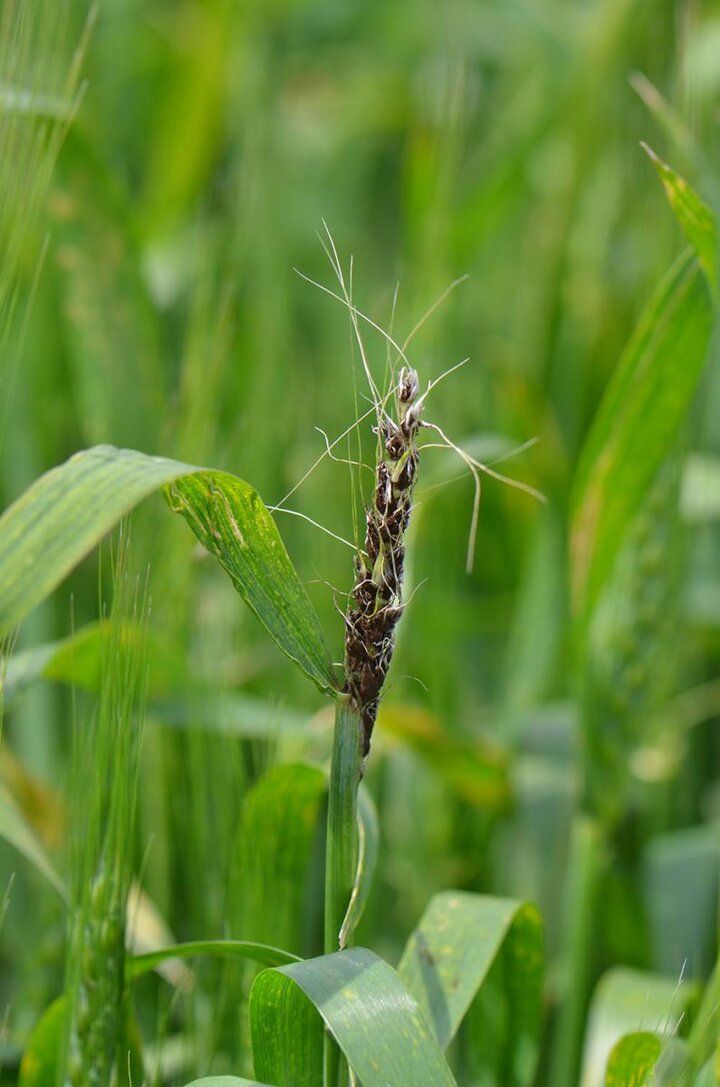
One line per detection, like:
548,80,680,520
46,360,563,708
64,529,147,1087
343,368,422,762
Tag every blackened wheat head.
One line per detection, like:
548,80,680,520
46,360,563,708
344,368,422,762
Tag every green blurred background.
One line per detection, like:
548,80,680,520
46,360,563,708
2,1,720,1083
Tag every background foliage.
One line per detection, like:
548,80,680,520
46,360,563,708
1,1,720,1084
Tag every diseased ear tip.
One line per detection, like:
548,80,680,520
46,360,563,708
398,367,420,405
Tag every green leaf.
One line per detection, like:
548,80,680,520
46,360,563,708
642,143,718,294
165,471,338,695
0,785,68,901
151,693,315,740
1,641,60,707
603,1032,662,1086
127,939,300,980
689,962,720,1070
338,781,379,948
582,968,698,1087
18,997,66,1087
571,253,713,623
398,891,543,1085
234,763,327,958
1,622,183,708
0,446,337,695
604,1032,689,1086
250,946,457,1086
1,623,315,738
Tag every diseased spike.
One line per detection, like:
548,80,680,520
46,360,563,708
343,370,422,764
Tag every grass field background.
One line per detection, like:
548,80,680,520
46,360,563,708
1,2,720,1085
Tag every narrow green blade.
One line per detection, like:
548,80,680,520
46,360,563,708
398,891,543,1085
250,946,457,1086
571,254,713,623
642,143,718,294
0,446,337,695
127,939,299,980
338,783,379,948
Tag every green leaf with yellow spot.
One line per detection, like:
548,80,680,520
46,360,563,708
642,143,718,295
250,946,456,1086
399,891,543,1086
0,446,338,696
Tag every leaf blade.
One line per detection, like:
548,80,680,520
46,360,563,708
166,471,338,694
398,891,543,1085
127,939,300,980
642,143,718,293
571,254,713,622
250,947,457,1087
0,446,337,694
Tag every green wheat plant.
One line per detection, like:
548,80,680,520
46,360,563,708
3,4,720,1086
1,328,545,1085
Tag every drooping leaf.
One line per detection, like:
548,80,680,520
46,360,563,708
150,693,315,740
0,446,338,695
1,621,317,739
398,891,543,1085
127,939,300,981
571,253,713,623
581,967,698,1087
1,621,184,709
250,946,457,1087
165,471,339,695
642,144,717,294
